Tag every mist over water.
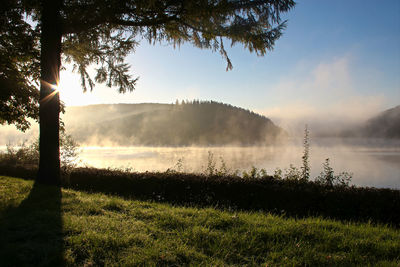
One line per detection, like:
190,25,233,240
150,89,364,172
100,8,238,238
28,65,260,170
1,103,399,189
79,137,400,189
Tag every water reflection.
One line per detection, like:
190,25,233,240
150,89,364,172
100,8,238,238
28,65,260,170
79,138,400,189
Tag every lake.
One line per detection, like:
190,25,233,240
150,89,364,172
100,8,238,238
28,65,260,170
78,138,400,189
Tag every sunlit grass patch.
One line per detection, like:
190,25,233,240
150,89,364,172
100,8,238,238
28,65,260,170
1,176,399,266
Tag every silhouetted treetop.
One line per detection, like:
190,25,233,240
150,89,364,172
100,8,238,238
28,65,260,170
35,0,295,91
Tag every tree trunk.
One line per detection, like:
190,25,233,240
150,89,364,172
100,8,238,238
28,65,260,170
37,0,62,185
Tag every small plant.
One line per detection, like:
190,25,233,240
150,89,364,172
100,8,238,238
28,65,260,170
301,124,310,180
271,165,302,181
269,125,310,182
284,164,302,180
315,158,352,187
242,166,268,179
273,168,283,180
204,152,233,176
242,166,256,179
216,156,229,176
174,158,184,173
259,168,268,177
205,151,217,176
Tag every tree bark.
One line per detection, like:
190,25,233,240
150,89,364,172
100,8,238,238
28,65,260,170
37,0,62,185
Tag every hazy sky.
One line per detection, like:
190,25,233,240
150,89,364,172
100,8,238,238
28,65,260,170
60,0,400,121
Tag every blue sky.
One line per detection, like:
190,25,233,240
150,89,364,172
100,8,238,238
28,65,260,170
60,0,400,123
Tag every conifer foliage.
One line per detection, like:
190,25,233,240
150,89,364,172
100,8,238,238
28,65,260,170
1,0,295,184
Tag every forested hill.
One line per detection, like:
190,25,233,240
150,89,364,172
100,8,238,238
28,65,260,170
339,105,400,139
361,105,400,139
63,101,285,146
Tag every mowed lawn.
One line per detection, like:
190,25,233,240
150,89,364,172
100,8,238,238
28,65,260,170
0,176,399,266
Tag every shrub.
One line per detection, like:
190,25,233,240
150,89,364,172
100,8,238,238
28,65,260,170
284,164,302,180
66,167,400,226
59,131,80,172
0,131,80,172
0,141,39,168
315,158,353,187
205,151,217,176
273,168,283,180
242,166,268,179
203,151,234,177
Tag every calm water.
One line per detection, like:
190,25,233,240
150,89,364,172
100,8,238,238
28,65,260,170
78,138,400,189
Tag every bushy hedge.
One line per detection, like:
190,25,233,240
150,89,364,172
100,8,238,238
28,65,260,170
0,164,37,180
67,167,400,226
1,165,399,226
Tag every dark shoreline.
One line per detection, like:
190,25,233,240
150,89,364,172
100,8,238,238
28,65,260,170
1,165,399,227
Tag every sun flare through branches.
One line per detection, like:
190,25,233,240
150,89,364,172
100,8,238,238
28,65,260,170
40,80,60,104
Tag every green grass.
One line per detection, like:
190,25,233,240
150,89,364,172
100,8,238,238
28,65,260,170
1,176,399,266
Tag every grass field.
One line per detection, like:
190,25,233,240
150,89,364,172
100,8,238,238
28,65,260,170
1,176,399,266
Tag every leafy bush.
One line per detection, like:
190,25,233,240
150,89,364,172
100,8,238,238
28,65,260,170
0,131,80,172
59,131,80,171
242,166,268,179
0,141,39,168
203,151,235,177
205,151,217,175
273,168,283,180
315,158,353,187
285,164,302,180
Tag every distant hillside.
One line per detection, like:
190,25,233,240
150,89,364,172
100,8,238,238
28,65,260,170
361,105,400,139
63,101,285,146
340,105,400,139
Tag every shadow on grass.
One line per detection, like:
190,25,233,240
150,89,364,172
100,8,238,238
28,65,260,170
0,182,63,266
